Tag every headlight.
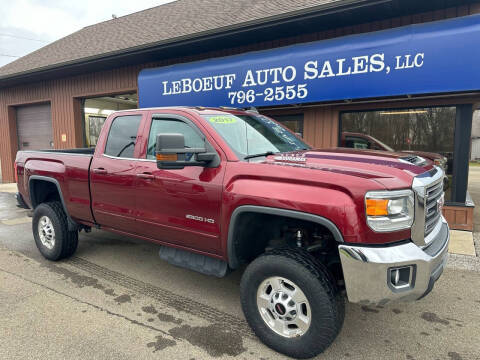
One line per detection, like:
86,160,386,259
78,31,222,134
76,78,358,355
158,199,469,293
365,189,414,232
434,157,447,169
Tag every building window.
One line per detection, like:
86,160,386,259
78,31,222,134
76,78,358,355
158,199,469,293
471,109,480,161
270,114,304,137
340,107,456,201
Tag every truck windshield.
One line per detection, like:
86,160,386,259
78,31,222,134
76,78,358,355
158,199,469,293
202,113,310,159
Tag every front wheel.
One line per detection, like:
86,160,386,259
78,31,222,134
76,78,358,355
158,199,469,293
240,248,344,359
32,202,78,261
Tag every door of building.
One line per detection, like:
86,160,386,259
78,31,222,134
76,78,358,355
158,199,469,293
16,103,53,150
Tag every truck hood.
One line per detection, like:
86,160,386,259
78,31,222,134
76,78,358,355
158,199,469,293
401,150,445,161
262,148,435,189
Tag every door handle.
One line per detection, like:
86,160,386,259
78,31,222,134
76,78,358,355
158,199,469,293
93,168,108,174
136,172,155,180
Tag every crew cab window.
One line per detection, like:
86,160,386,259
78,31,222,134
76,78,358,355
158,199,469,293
104,115,142,158
146,118,205,160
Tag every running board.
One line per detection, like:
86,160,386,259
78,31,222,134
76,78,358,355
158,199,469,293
158,246,228,278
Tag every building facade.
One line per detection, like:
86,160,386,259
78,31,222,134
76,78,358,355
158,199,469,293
1,0,479,230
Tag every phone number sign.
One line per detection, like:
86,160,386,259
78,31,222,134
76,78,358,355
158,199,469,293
138,15,480,108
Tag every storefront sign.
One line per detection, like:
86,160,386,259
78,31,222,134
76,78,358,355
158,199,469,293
138,15,480,108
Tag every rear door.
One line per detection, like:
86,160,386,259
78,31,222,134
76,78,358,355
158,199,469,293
133,111,225,254
16,103,53,150
90,113,143,232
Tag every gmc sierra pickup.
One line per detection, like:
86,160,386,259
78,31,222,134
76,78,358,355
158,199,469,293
15,107,449,359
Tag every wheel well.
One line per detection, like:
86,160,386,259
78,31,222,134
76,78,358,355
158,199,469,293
30,180,61,208
230,212,343,285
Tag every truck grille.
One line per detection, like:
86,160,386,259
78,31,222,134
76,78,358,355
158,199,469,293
424,181,443,236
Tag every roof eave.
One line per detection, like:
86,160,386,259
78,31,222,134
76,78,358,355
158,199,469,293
0,0,471,87
0,0,385,86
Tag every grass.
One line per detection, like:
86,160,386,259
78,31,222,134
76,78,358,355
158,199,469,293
470,161,480,167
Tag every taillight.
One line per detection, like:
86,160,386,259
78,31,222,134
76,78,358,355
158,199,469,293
14,163,18,183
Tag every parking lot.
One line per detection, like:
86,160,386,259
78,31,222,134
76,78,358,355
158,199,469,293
1,185,480,360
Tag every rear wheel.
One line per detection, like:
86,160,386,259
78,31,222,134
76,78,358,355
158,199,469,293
240,248,344,359
32,202,78,261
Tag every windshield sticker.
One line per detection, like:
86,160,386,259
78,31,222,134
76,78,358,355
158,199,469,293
209,116,237,124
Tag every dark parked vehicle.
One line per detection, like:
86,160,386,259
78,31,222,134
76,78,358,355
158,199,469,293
341,131,449,172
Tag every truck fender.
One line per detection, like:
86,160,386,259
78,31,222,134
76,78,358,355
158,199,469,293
28,175,79,231
227,205,344,269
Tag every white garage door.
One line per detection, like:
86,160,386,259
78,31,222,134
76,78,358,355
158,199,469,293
17,103,53,150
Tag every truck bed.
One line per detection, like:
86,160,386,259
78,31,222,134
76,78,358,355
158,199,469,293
16,148,94,224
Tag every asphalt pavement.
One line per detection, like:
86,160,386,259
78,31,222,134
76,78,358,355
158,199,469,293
0,190,479,360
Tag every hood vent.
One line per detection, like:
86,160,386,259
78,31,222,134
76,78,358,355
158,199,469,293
400,155,427,167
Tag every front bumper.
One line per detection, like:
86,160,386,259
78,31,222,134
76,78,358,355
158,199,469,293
338,218,449,305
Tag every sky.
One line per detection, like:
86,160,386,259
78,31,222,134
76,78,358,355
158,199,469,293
0,0,174,67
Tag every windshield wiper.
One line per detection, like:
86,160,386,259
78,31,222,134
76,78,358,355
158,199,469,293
244,151,278,160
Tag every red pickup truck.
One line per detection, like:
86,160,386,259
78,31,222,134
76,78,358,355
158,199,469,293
15,107,449,359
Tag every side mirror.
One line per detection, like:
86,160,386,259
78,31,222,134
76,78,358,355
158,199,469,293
155,133,216,170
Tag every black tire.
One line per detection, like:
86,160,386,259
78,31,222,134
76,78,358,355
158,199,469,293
32,201,78,261
240,248,344,359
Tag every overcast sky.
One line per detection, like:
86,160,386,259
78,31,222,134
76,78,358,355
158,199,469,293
0,0,174,67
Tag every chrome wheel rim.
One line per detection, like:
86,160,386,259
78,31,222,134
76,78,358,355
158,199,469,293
256,276,311,338
38,216,55,250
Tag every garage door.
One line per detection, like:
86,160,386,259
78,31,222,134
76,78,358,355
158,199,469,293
16,103,53,150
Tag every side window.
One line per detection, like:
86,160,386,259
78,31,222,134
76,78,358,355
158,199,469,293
147,118,205,160
345,136,370,149
104,115,142,158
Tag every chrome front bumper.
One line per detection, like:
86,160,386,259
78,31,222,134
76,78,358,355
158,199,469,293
338,218,449,305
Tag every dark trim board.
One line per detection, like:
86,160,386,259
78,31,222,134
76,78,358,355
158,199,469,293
452,104,473,203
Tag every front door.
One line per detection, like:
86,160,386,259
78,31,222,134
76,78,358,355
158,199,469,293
90,114,142,232
134,114,225,254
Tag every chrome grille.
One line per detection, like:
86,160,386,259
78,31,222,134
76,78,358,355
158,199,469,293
411,166,445,247
424,181,443,236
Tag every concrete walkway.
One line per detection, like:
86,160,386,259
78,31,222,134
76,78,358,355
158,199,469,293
0,183,17,193
449,230,476,256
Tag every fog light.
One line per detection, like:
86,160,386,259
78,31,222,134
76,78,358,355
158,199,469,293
388,266,414,290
